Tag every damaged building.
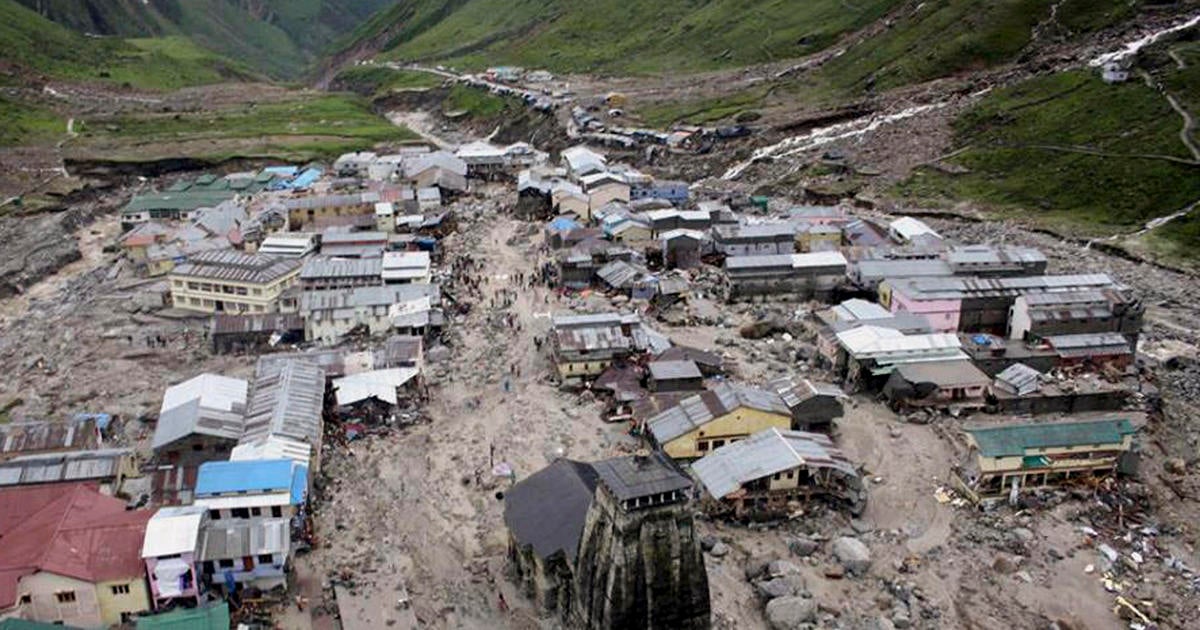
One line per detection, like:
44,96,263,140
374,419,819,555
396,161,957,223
692,427,866,518
645,382,793,460
954,418,1138,500
724,251,847,301
504,452,710,629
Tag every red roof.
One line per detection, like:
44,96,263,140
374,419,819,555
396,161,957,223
0,483,152,608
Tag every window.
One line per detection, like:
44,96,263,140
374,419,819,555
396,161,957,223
271,506,283,518
19,594,31,605
218,559,235,569
55,591,76,604
251,507,262,517
712,439,726,449
192,443,205,451
111,584,131,595
258,554,274,564
209,510,221,520
253,288,262,296
231,508,250,519
203,561,215,574
697,441,709,452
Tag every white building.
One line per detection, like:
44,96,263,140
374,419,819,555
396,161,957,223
381,251,432,284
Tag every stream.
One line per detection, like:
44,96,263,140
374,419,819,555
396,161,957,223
1088,13,1200,67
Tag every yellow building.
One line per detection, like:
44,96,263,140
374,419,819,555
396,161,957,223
646,382,793,460
550,313,636,381
169,250,301,314
283,193,375,230
0,484,153,627
958,418,1137,498
796,224,843,252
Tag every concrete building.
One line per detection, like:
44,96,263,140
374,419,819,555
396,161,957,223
0,484,153,627
881,274,1120,334
1008,289,1143,343
504,453,710,629
646,382,793,460
169,251,301,314
692,428,865,518
580,172,630,214
956,419,1137,498
381,251,432,284
549,313,638,382
320,231,388,259
282,194,377,230
141,506,207,610
724,251,847,301
257,233,318,258
882,359,992,411
300,284,440,343
713,223,796,257
299,256,384,291
193,460,305,592
209,313,305,354
629,179,689,204
560,146,607,178
944,245,1047,277
152,374,248,466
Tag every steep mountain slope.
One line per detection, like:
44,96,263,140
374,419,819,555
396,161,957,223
14,0,395,78
0,0,254,89
343,0,905,74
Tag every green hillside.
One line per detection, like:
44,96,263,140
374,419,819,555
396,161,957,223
350,0,902,74
13,0,395,78
897,38,1200,256
0,0,255,89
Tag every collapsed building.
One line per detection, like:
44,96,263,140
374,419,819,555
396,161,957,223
953,418,1138,500
691,427,866,518
504,452,710,629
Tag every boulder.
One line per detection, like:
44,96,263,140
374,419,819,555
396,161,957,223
709,542,730,558
767,560,802,577
765,596,816,629
700,535,718,552
787,537,819,557
831,537,871,576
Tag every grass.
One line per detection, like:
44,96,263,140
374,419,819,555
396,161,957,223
0,0,257,89
7,0,394,79
894,68,1200,245
360,0,901,75
0,96,63,146
443,84,516,118
69,93,416,162
637,88,771,127
816,0,1139,93
333,65,445,96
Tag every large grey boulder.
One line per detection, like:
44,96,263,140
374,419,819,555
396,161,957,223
831,536,872,576
765,596,816,629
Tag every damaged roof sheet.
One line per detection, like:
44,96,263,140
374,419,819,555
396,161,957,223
333,368,420,406
242,360,325,445
647,382,789,444
692,428,858,498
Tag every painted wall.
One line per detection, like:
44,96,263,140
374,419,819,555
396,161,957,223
95,577,151,626
169,271,299,314
662,408,792,459
886,289,961,333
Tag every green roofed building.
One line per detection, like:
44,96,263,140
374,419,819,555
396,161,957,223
957,419,1137,498
121,172,282,226
135,602,229,630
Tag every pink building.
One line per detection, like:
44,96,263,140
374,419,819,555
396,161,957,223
141,506,206,609
882,283,961,333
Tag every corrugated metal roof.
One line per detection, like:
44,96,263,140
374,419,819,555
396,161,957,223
647,382,789,444
333,368,420,406
0,418,99,456
892,274,1115,301
832,299,891,322
171,250,300,285
242,360,325,445
692,428,858,498
0,449,131,487
995,363,1042,394
201,518,290,560
966,419,1136,457
195,459,305,501
230,435,312,465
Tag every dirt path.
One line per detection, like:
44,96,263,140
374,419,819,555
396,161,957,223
306,214,632,628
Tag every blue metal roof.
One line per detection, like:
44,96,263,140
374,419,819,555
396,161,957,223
262,166,299,176
549,216,580,231
195,459,306,502
290,168,323,190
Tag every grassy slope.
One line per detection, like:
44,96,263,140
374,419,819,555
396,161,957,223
0,96,62,146
69,93,417,162
332,66,445,97
896,62,1200,246
359,0,901,74
13,0,394,78
0,0,255,89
